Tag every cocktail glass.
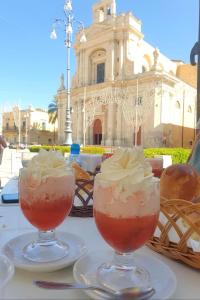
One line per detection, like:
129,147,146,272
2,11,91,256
21,151,38,168
19,167,75,263
146,157,163,178
93,177,160,290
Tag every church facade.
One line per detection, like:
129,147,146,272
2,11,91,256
56,0,197,148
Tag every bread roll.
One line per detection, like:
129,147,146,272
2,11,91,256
160,164,200,244
160,163,200,202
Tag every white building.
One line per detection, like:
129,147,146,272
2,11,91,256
2,106,58,146
56,0,197,148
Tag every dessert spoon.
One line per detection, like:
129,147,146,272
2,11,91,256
34,280,155,300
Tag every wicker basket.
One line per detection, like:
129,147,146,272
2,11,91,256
69,176,94,218
147,196,200,269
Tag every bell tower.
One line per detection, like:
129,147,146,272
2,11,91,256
93,0,116,23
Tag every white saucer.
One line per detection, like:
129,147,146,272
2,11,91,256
2,231,87,272
73,250,177,300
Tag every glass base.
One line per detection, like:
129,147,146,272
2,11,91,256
97,252,150,291
23,230,69,263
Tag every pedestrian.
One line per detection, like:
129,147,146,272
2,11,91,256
0,135,7,188
0,135,7,165
0,135,7,187
187,131,200,172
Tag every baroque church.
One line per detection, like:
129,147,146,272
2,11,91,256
56,0,197,148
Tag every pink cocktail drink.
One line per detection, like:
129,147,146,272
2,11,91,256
146,158,163,178
19,150,75,263
94,184,159,253
93,148,160,289
20,175,74,231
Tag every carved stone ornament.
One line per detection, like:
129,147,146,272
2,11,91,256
152,48,160,71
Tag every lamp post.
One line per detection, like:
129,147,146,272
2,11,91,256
190,0,200,128
25,110,29,148
50,0,87,145
13,106,21,147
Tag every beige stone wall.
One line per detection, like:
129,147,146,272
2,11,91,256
176,64,197,89
163,124,195,148
28,129,57,145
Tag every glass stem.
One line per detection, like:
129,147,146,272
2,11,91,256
112,251,135,271
37,230,56,246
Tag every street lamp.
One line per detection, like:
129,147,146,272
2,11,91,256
190,0,200,128
50,0,87,145
24,110,30,148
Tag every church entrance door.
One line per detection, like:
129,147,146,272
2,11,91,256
93,119,102,145
133,126,142,146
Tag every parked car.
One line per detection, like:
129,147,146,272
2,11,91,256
9,143,17,149
9,143,26,149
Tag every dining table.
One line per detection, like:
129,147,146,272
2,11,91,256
0,178,200,299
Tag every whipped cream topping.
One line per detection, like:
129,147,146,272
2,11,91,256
96,147,153,190
20,149,71,188
94,148,159,217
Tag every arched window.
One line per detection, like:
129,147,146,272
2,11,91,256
42,122,46,131
97,63,105,83
175,101,181,109
142,66,146,73
143,54,152,72
99,8,104,22
90,49,106,84
107,7,111,15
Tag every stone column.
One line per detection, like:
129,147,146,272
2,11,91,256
76,52,80,86
89,125,93,145
106,41,115,81
79,49,84,86
85,126,89,146
84,51,89,85
105,103,114,146
82,49,86,86
119,39,124,79
110,41,115,81
77,100,83,144
101,117,105,145
78,51,81,87
114,103,122,146
123,35,127,77
92,63,96,84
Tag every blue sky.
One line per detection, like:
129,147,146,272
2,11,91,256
0,0,198,111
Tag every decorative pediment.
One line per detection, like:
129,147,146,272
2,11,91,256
85,23,114,40
91,49,106,60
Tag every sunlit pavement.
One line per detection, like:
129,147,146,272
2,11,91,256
0,148,23,187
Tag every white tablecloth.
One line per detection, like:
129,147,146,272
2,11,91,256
0,183,200,299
